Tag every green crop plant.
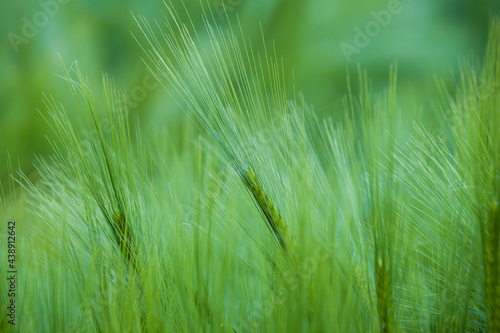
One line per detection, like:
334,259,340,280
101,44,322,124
1,3,500,332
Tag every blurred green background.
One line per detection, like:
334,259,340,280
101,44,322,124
1,0,499,190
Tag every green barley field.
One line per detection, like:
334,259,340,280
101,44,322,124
2,1,500,332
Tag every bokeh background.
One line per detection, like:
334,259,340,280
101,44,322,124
1,0,499,191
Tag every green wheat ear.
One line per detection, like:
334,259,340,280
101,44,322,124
483,199,500,332
375,251,393,333
243,168,295,258
111,211,136,266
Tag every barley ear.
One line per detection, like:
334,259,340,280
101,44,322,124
374,249,393,333
243,168,296,260
483,199,500,332
111,211,137,270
